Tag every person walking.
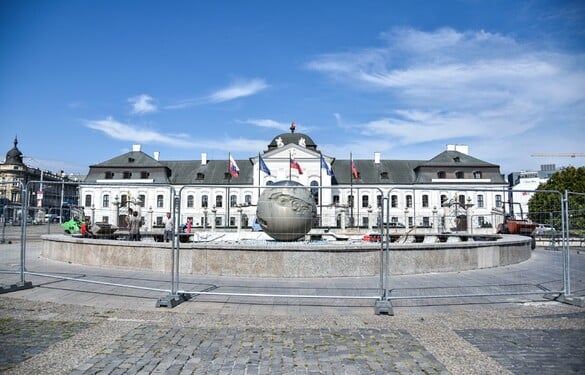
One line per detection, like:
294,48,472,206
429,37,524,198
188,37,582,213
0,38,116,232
163,212,174,242
129,211,141,241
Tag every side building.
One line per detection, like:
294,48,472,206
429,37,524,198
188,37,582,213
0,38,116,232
0,137,81,223
81,130,508,233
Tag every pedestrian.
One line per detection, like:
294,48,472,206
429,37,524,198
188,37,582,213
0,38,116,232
81,218,95,238
163,212,174,242
186,218,192,234
129,211,141,241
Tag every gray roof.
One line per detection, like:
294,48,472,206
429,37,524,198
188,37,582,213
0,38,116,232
331,160,421,185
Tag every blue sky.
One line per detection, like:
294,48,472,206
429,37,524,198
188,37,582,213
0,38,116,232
1,0,584,176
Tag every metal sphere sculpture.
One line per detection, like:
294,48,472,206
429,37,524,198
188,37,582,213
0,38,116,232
256,180,316,241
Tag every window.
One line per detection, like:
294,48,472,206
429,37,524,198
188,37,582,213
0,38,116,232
348,195,354,208
310,181,319,204
333,195,340,205
437,171,446,179
229,216,236,226
102,216,109,224
422,194,429,208
453,156,461,163
230,194,237,207
477,195,484,208
362,217,369,227
201,195,208,208
377,195,382,208
391,195,398,208
380,172,389,179
362,195,369,208
455,171,464,179
441,194,448,207
215,216,222,227
406,195,412,208
138,194,145,207
458,194,466,206
156,194,164,208
244,194,252,205
123,171,132,179
216,195,223,208
85,194,92,207
196,173,205,180
102,194,110,208
140,171,150,179
187,195,194,208
422,217,430,227
105,171,114,179
121,194,128,207
473,171,482,179
495,194,502,208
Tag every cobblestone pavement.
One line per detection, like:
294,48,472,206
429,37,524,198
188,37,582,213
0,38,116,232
0,241,584,374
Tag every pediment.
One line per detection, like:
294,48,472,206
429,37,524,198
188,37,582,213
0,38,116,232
261,143,320,160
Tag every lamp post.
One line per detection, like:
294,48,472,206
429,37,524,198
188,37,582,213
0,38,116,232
432,206,438,233
203,207,208,229
113,195,120,227
148,206,153,232
404,207,409,229
91,204,95,225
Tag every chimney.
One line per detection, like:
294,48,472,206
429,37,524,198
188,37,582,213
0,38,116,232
374,152,381,164
201,152,207,166
153,151,160,161
132,144,141,152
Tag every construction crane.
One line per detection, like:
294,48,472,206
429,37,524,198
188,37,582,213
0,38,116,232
531,153,585,158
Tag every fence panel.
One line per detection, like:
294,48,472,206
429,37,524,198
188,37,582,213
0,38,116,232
383,187,567,304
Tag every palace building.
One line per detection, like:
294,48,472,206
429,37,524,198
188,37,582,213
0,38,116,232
81,128,508,232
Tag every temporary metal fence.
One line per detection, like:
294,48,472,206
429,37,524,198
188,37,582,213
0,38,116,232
1,180,582,314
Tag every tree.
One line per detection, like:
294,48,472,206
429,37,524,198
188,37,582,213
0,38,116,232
528,166,585,232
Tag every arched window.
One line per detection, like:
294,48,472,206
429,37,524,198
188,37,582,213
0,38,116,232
85,194,92,207
230,194,237,207
422,194,429,208
391,195,398,208
440,194,448,207
201,195,208,208
406,195,412,208
102,194,110,208
216,195,223,208
310,181,319,204
156,194,164,208
187,195,194,208
437,171,446,179
455,171,464,179
473,171,483,179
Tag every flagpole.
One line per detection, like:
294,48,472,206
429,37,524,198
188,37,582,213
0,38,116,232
319,153,323,227
227,152,231,229
257,153,261,203
350,152,354,228
289,152,292,181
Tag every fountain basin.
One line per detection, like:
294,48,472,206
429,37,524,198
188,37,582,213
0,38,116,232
41,234,532,277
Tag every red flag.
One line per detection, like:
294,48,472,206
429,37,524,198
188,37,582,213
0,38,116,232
229,154,240,178
351,160,359,180
290,156,303,174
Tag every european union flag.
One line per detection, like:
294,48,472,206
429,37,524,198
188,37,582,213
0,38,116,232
259,155,271,176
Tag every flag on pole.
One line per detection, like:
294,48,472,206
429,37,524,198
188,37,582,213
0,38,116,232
259,155,271,175
229,154,240,178
290,155,303,174
321,154,334,176
351,159,359,180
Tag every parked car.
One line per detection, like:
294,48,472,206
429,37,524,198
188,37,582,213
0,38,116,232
535,224,555,235
45,214,60,223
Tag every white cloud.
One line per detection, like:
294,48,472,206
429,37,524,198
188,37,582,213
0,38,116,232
84,117,269,156
306,27,585,150
208,78,268,103
167,78,269,109
240,118,289,131
85,117,192,147
128,94,157,114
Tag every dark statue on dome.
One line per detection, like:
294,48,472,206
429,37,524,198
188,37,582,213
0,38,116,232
290,121,296,133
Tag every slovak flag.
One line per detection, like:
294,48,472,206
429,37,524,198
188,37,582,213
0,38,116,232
229,154,240,178
259,155,271,176
321,154,334,176
290,156,303,174
351,160,359,180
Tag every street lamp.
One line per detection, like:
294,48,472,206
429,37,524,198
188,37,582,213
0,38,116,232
91,204,95,225
404,207,409,228
113,195,120,227
432,206,438,233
